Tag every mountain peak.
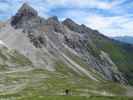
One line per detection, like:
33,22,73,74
47,16,59,23
63,18,77,26
11,3,38,28
20,3,30,9
17,3,38,17
63,18,79,27
63,18,83,33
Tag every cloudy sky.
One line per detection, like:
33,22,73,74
0,0,133,37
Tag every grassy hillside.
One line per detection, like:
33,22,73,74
0,66,129,97
90,32,133,85
0,95,133,100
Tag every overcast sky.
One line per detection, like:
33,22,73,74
0,0,133,37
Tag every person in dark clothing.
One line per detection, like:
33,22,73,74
65,89,70,95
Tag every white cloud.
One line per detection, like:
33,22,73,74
46,0,66,6
43,0,126,10
84,15,133,36
85,15,111,29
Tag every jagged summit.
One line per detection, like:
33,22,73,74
18,3,38,17
19,3,32,9
63,18,76,24
11,3,38,28
63,18,78,27
63,18,88,33
48,16,59,22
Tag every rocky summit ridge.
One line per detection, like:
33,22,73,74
10,3,126,83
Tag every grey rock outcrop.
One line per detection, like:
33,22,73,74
11,3,46,31
11,3,37,27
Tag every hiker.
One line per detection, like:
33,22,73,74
65,89,70,95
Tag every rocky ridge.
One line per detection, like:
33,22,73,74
7,3,126,83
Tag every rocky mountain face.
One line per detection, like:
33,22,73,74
10,3,126,83
0,3,133,97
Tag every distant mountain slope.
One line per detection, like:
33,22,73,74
89,34,133,85
113,36,133,44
